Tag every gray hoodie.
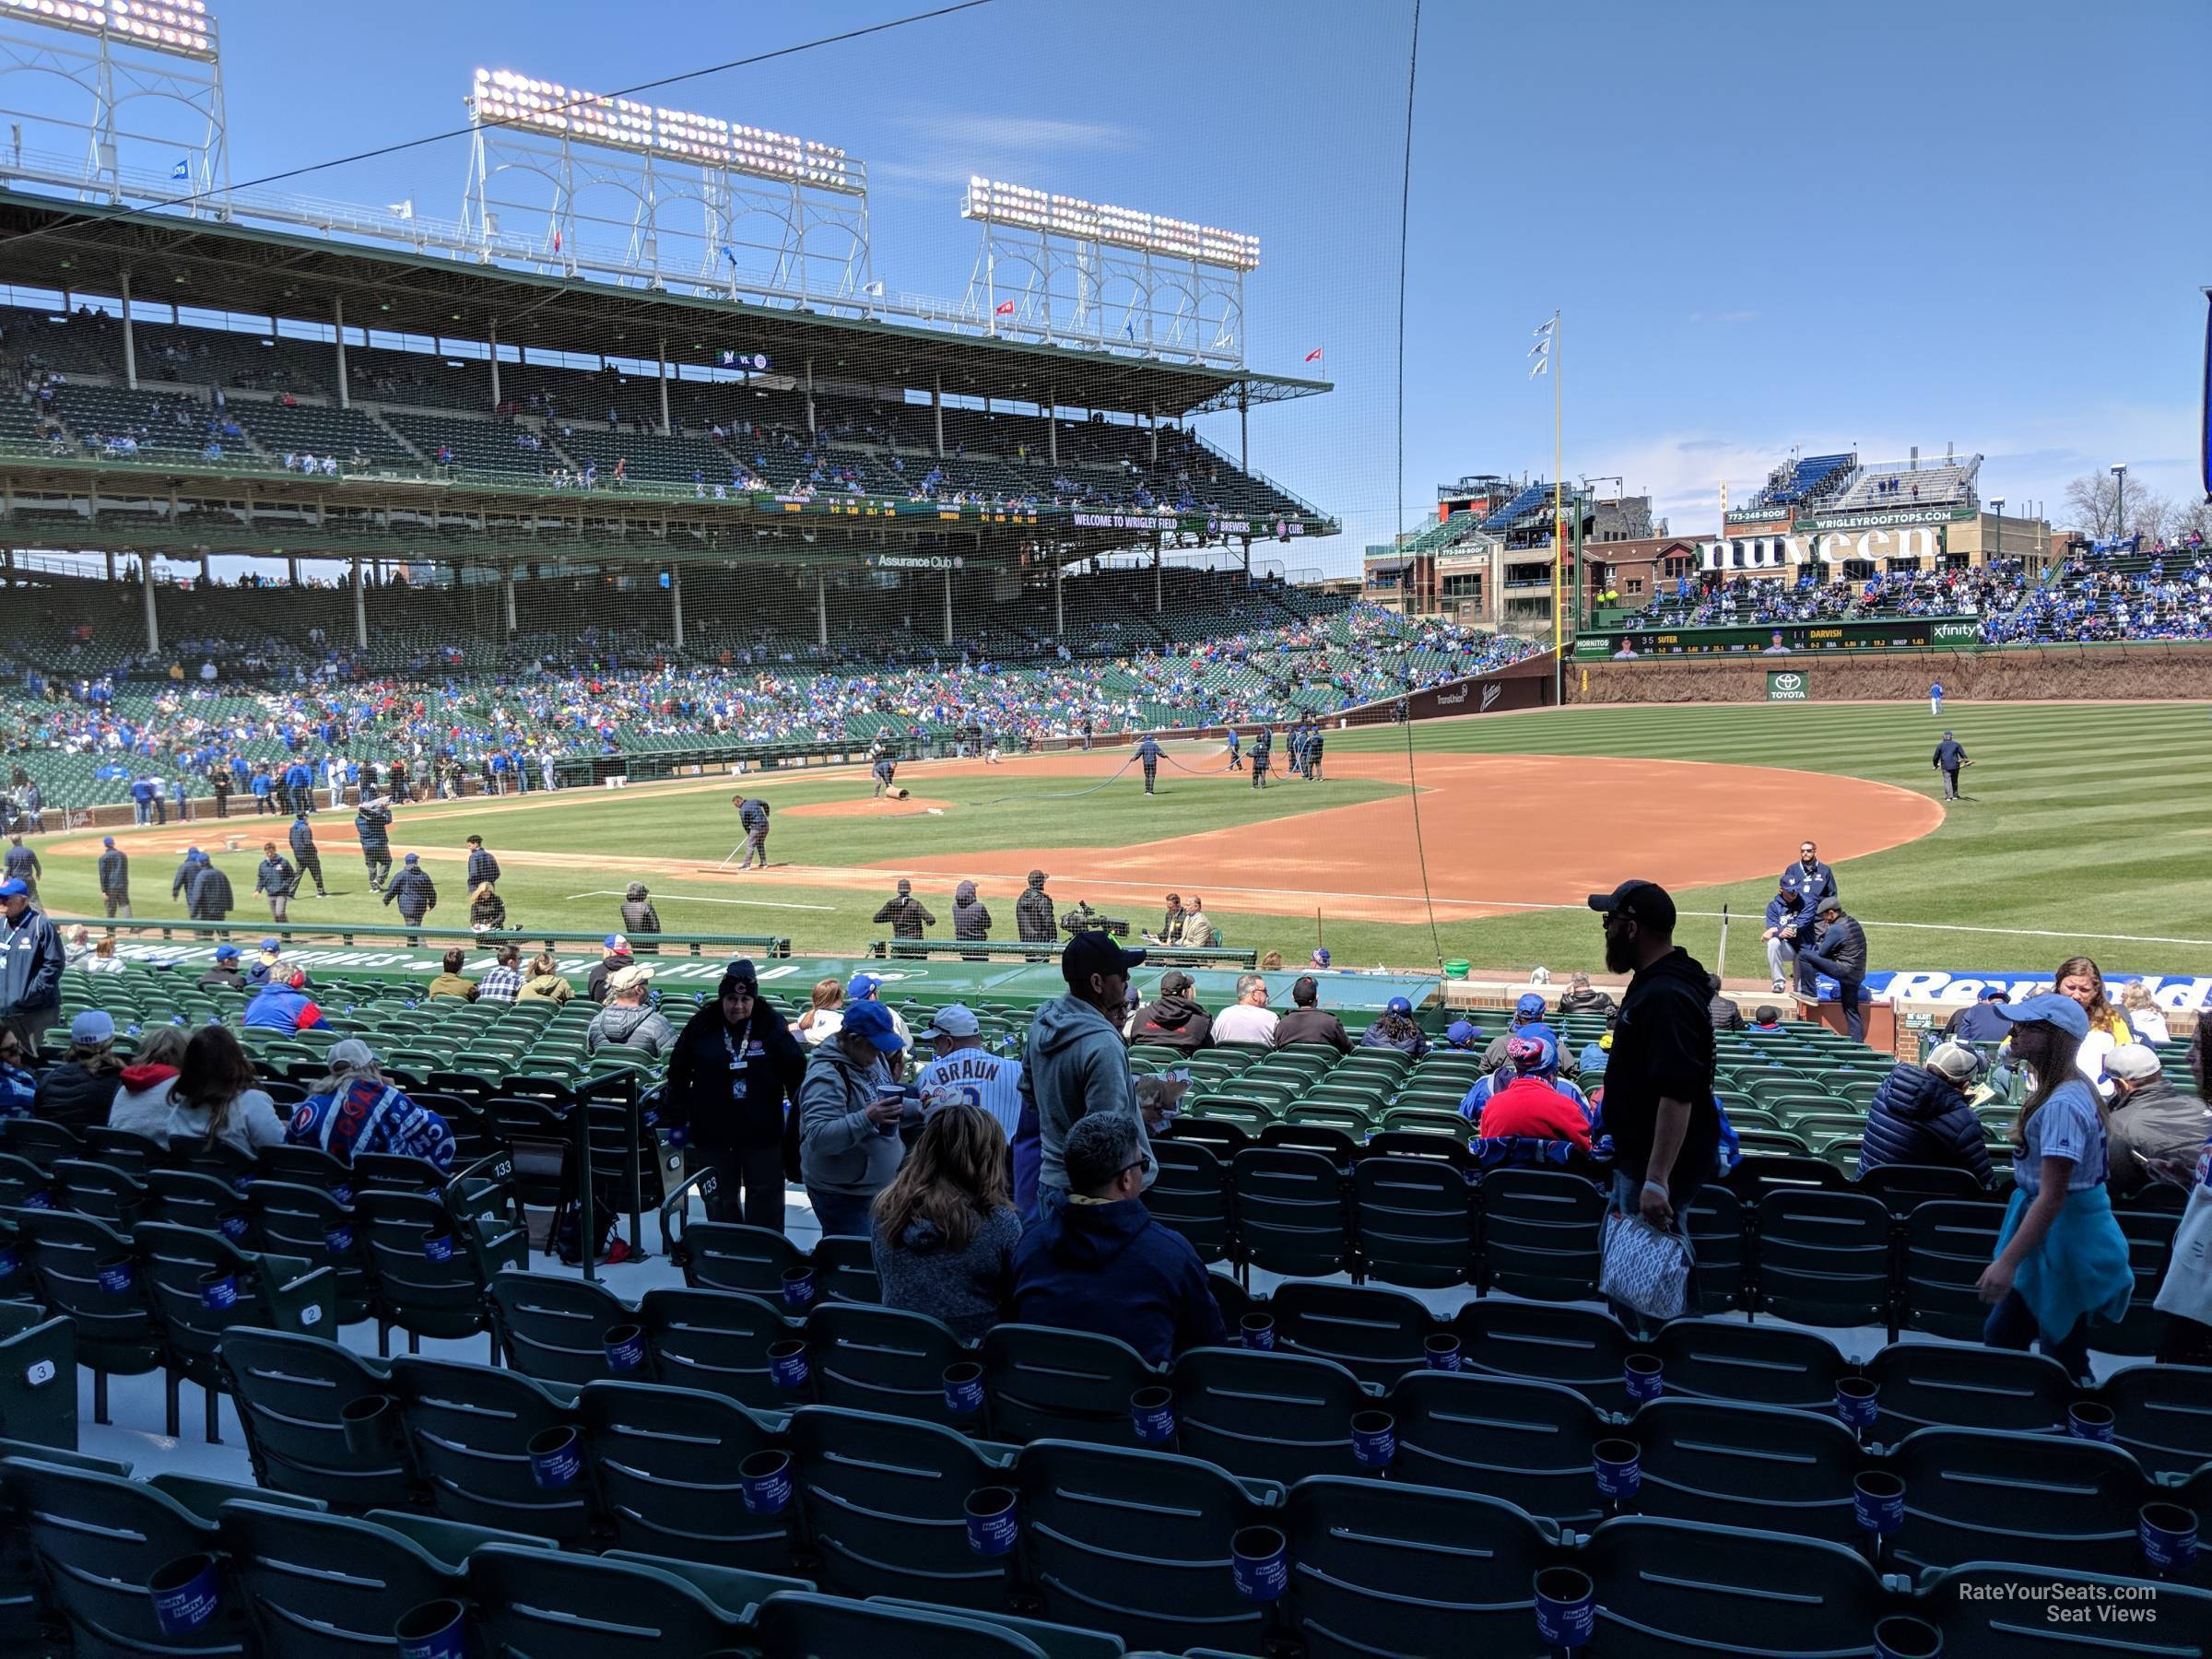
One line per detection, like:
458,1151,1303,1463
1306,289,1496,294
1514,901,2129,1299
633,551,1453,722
799,1041,906,1200
1018,992,1154,1196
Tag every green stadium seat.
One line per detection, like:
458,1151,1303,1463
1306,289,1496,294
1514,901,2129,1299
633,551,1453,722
575,1381,788,1571
1170,1347,1368,1484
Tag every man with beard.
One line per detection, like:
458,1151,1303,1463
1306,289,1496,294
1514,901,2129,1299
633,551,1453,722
1129,970,1213,1053
1586,879,1717,1247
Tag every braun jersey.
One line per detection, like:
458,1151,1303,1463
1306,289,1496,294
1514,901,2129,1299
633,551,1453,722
914,1050,1026,1139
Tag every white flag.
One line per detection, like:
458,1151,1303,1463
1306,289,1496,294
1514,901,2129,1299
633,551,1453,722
1527,338,1549,358
387,199,414,220
862,280,885,298
1533,316,1556,337
1528,354,1548,379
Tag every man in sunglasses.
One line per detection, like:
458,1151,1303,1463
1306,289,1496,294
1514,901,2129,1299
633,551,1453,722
1778,839,1838,924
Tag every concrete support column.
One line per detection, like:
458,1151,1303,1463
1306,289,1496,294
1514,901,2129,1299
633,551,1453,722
118,269,136,391
141,554,159,654
105,550,116,582
488,319,502,407
334,297,349,409
670,566,684,650
200,551,211,584
287,556,299,586
942,568,953,643
816,570,829,646
1149,411,1159,465
656,337,671,437
1053,559,1065,638
1046,388,1056,464
932,373,944,455
1154,542,1162,613
804,358,816,438
501,563,517,633
351,556,367,648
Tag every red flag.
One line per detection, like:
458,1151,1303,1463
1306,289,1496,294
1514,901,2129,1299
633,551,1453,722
994,300,1015,315
552,229,562,253
1304,347,1324,363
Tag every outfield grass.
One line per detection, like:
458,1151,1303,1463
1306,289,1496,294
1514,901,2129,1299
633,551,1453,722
28,700,2211,976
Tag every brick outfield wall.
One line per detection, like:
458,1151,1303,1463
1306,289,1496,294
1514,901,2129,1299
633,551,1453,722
1569,643,2212,704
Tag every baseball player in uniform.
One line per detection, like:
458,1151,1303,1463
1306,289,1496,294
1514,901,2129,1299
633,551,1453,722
1932,731,1971,801
1929,680,1944,718
913,1004,1025,1138
1134,734,1162,796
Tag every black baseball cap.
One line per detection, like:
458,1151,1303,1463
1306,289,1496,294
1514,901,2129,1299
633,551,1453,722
1063,931,1147,986
1587,880,1677,932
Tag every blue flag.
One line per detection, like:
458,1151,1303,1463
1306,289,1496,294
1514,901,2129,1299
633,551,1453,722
171,159,189,182
720,243,738,265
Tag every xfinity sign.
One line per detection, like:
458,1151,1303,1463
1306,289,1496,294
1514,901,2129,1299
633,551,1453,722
1700,525,1941,571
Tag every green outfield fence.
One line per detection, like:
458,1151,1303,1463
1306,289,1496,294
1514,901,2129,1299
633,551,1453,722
49,915,792,959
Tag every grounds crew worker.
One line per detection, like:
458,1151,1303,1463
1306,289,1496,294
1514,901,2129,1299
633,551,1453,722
97,836,131,918
255,841,299,924
382,853,438,944
2,836,38,901
1933,731,1971,802
1135,733,1163,796
735,795,771,869
874,878,936,941
290,810,328,898
171,846,202,903
356,794,394,891
186,852,234,924
1250,726,1273,789
465,835,501,888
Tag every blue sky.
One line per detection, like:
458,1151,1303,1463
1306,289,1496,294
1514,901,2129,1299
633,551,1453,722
90,0,2212,569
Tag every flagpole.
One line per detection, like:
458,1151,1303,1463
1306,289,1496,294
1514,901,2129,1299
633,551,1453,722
1551,308,1563,710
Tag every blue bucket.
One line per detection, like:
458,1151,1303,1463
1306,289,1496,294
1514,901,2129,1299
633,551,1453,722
1835,1377,1878,1433
604,1324,646,1374
1533,1565,1595,1649
199,1270,239,1312
767,1338,810,1392
1854,1471,1905,1537
526,1425,582,1490
97,1253,135,1295
421,1230,454,1265
394,1597,471,1659
1424,1333,1462,1372
218,1212,249,1242
1873,1614,1944,1659
1593,1437,1641,1503
739,1449,793,1516
2067,1402,2115,1443
149,1552,223,1637
1350,1409,1395,1469
1240,1312,1276,1351
1624,1354,1662,1405
781,1265,815,1311
965,1486,1018,1557
324,1225,355,1255
2140,1503,2198,1572
1130,1385,1176,1444
942,1361,984,1418
1230,1524,1289,1602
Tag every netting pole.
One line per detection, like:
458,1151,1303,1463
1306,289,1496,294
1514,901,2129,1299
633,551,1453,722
1047,388,1057,463
104,551,115,582
501,563,517,634
941,568,953,643
656,336,671,437
351,556,366,649
933,373,944,454
1149,409,1159,464
141,554,159,654
488,318,501,407
1153,540,1162,613
1054,559,1065,637
333,296,348,410
816,570,829,646
118,268,136,390
804,357,816,437
671,566,685,650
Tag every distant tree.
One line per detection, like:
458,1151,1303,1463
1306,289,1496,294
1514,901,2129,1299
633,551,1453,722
2063,471,2173,542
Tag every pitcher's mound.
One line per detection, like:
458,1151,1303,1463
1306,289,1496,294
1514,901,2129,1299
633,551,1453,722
785,794,953,818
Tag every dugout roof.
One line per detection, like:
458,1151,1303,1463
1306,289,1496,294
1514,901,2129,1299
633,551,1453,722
0,189,1328,419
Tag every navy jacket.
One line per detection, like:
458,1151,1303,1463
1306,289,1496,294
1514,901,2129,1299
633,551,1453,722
1778,858,1838,912
98,848,128,896
1807,913,1867,980
289,818,317,858
0,905,66,1016
382,867,438,920
1764,891,1805,938
255,855,297,899
355,805,392,853
1009,1197,1225,1366
1855,1063,1992,1184
466,848,501,888
1934,738,1968,771
187,864,234,919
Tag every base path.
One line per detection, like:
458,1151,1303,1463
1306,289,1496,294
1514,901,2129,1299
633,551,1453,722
847,751,1944,924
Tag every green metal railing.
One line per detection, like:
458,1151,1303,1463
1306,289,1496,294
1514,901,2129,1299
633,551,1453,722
52,915,792,959
869,938,1259,970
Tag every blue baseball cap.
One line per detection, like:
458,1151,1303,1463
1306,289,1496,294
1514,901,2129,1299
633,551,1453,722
1311,947,1331,967
846,972,883,1000
259,937,279,953
1997,993,2090,1041
70,1009,114,1045
841,997,907,1053
101,835,114,847
1514,992,1546,1021
1445,1019,1481,1048
1386,995,1413,1016
403,853,419,865
214,945,240,962
0,879,26,898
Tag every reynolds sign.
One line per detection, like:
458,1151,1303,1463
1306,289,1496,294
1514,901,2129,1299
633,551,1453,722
1700,525,1943,571
1865,970,2212,1014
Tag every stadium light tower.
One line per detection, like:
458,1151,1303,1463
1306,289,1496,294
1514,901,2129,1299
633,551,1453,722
2111,463,2127,542
462,68,873,305
959,177,1258,368
0,0,229,213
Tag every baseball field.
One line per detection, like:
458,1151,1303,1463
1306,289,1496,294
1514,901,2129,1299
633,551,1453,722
29,699,2212,977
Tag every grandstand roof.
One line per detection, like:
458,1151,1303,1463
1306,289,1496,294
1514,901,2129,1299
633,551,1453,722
0,189,1327,419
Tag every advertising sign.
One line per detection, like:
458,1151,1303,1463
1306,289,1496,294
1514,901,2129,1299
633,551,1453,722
1766,669,1808,700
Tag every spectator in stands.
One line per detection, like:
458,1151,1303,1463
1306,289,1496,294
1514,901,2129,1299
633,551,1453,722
478,944,524,1004
382,853,437,943
667,957,806,1231
1707,973,1746,1033
514,951,574,1004
1129,970,1214,1053
799,997,909,1239
586,965,675,1059
1761,885,1806,995
248,940,284,989
952,881,992,956
586,935,633,1004
1015,869,1056,951
1359,995,1430,1056
465,835,500,888
1483,994,1551,1072
1471,1030,1594,1161
1274,976,1352,1053
1943,986,2013,1048
468,881,506,934
426,949,477,1002
61,924,91,969
2101,1045,2207,1198
1748,1006,1783,1032
244,966,325,1032
1855,1041,1993,1183
167,1026,284,1157
874,878,936,941
1799,898,1867,1041
793,975,845,1046
1008,1110,1224,1366
106,1026,188,1144
1211,973,1278,1045
0,878,66,1056
869,1102,1020,1341
619,883,659,950
1147,894,1186,947
2055,956,2134,1097
1020,933,1154,1219
1977,994,2135,1380
2118,981,2170,1046
1587,879,1717,1239
1558,972,1616,1017
31,1009,123,1132
255,841,297,924
197,944,247,993
914,1005,1025,1138
95,836,131,919
86,937,123,975
1443,1020,1486,1053
288,1039,455,1170
0,1027,37,1119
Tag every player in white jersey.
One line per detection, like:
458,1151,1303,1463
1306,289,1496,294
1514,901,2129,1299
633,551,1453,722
912,1003,1025,1139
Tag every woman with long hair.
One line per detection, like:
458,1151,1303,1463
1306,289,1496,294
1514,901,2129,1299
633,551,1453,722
2116,980,2170,1046
168,1025,285,1156
106,1025,189,1143
1975,993,2134,1380
2053,955,2134,1095
514,951,574,1004
869,1103,1019,1339
793,975,845,1045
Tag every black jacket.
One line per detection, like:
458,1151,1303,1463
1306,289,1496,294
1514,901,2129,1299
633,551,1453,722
874,894,935,939
587,953,634,1003
953,882,992,942
1809,914,1867,981
255,855,297,899
32,1059,120,1134
1855,1064,1992,1184
289,819,317,858
1558,987,1617,1017
467,848,502,887
1274,1005,1352,1054
382,866,438,920
1015,879,1056,944
666,1001,807,1153
1601,947,1719,1200
1708,994,1746,1033
187,865,234,919
1129,993,1213,1053
98,849,128,896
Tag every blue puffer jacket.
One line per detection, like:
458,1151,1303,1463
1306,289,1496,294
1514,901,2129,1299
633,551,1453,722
1855,1063,1992,1184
